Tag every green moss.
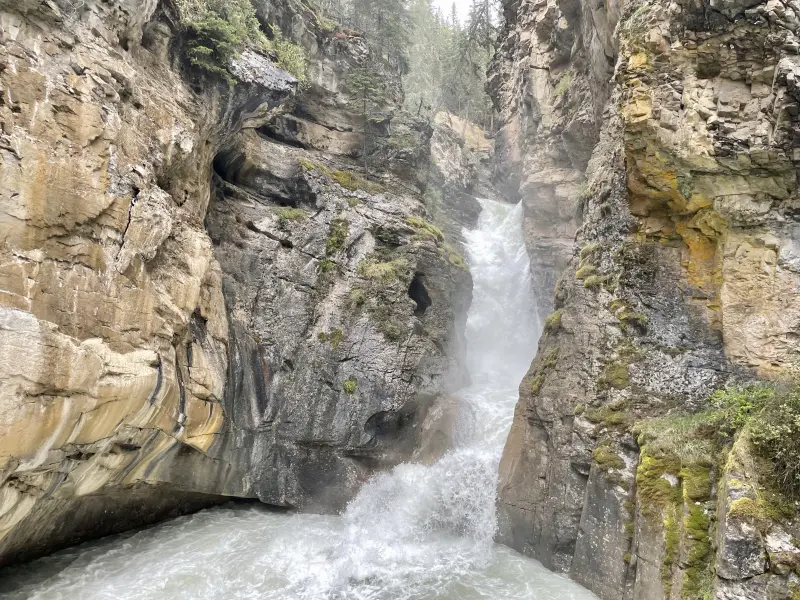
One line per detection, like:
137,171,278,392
298,161,383,194
326,218,349,256
441,244,469,270
359,258,408,284
343,377,357,394
683,504,713,600
408,216,445,243
277,207,307,226
623,552,633,564
681,465,712,502
554,70,571,97
346,197,362,207
544,309,563,332
575,265,597,280
585,402,630,429
318,328,343,349
593,446,625,471
609,298,627,313
633,413,717,466
619,310,648,329
318,258,337,274
543,347,559,369
530,374,544,396
584,274,609,289
297,157,317,171
330,169,384,193
348,288,366,307
636,451,682,514
580,242,600,261
574,403,586,416
661,505,680,597
599,360,629,390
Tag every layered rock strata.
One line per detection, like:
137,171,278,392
492,0,800,598
0,0,471,564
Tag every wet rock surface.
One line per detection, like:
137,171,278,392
0,0,473,564
492,0,800,598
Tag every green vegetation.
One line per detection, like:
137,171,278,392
635,451,681,514
682,503,713,600
346,197,362,207
585,400,630,429
176,0,306,82
297,159,384,194
580,242,600,261
584,274,609,290
348,58,389,173
404,0,495,129
264,25,308,84
554,70,571,97
575,264,597,280
598,360,629,390
544,309,563,332
326,218,349,256
619,310,648,329
277,207,307,226
441,243,469,271
318,258,336,274
631,383,800,598
343,377,358,394
593,445,625,471
408,216,444,243
527,346,560,398
318,328,344,348
348,288,366,307
358,257,409,284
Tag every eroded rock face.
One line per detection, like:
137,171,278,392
488,0,620,317
492,0,800,598
0,0,471,564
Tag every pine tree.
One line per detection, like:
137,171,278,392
347,58,388,173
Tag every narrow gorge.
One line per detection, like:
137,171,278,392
0,0,799,599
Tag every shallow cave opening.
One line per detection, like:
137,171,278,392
408,273,432,317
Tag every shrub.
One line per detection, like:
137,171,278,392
747,386,800,495
176,0,306,82
408,216,444,243
348,288,366,307
263,25,307,84
358,258,408,284
575,265,597,280
326,218,349,256
318,328,343,348
277,207,306,226
544,309,563,332
178,0,263,77
343,378,357,394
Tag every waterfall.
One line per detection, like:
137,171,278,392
0,199,597,600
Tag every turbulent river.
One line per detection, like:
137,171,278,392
0,199,597,600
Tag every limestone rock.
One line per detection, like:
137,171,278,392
0,0,472,565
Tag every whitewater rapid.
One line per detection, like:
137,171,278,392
0,199,597,600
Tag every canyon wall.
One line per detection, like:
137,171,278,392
0,0,473,564
492,0,800,598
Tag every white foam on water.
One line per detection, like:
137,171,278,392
0,199,598,600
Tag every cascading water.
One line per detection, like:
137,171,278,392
0,199,597,600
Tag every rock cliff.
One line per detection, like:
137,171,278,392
0,0,472,564
492,0,800,598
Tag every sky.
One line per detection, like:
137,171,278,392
432,0,473,25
